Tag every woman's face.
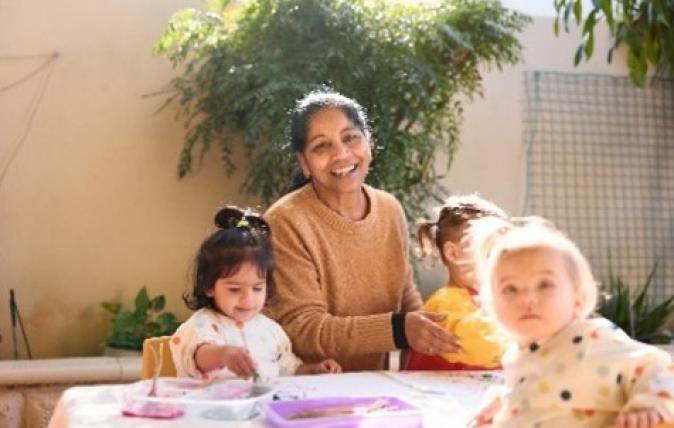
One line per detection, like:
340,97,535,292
297,107,372,198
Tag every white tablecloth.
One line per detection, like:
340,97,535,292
49,371,501,427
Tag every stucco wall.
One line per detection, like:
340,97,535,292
1,1,629,359
0,0,254,359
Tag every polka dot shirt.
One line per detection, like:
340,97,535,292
490,318,674,427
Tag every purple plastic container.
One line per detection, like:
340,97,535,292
262,396,423,428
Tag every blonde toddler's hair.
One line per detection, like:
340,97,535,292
471,216,598,320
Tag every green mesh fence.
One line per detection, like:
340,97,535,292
523,71,674,302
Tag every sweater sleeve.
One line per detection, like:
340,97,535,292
264,214,396,361
394,200,423,312
621,345,674,420
169,311,221,380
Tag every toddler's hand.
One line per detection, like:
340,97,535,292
220,346,257,378
468,396,500,428
314,359,342,374
296,359,343,375
405,311,461,356
614,408,663,428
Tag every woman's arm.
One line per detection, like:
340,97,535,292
265,220,395,359
393,198,423,312
263,191,437,364
266,226,459,361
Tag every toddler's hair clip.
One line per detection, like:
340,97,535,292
214,206,270,235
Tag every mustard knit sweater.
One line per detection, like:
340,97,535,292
263,184,422,371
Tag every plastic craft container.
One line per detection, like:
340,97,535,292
121,377,275,421
262,396,423,428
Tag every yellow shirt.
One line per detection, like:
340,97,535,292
423,284,509,368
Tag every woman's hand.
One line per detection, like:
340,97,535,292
297,358,343,375
404,311,460,356
468,396,501,427
614,408,664,428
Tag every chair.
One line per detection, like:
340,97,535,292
140,336,177,379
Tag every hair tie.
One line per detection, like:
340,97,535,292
214,206,270,236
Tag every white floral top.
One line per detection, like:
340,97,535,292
492,317,674,428
169,309,303,380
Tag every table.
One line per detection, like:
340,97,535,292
48,371,501,427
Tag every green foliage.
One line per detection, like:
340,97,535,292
597,262,674,344
101,286,180,350
554,0,674,87
154,0,528,219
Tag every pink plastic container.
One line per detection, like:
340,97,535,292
262,396,423,428
121,378,275,421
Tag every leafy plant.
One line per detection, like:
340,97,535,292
597,262,674,344
101,286,180,350
553,0,674,87
154,0,528,220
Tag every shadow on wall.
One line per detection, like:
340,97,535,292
3,287,109,359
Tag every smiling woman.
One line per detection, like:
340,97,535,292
263,90,460,372
296,107,372,220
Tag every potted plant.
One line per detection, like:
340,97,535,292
101,286,180,355
597,262,674,345
153,0,529,220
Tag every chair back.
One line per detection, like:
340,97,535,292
141,336,177,379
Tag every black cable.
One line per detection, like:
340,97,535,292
10,290,18,360
0,52,58,93
9,289,32,360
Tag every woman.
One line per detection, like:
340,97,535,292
264,90,459,371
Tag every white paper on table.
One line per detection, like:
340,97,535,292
380,371,503,427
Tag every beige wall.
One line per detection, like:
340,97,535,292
0,0,256,359
1,2,629,359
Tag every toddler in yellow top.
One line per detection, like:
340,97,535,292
406,194,510,370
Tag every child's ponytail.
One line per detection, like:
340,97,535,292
416,219,437,258
214,206,271,241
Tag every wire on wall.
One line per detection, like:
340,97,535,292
0,52,59,186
